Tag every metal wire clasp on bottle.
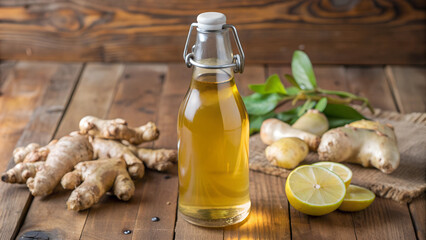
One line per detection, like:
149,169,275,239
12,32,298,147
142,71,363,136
183,23,245,73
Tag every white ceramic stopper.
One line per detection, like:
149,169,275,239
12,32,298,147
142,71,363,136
197,12,226,31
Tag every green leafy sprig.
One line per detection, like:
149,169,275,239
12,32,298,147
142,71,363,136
243,50,373,134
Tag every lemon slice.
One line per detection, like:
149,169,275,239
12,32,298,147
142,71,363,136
338,185,375,212
285,165,346,216
313,162,352,188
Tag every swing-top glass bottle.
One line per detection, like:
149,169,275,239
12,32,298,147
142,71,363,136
177,12,250,227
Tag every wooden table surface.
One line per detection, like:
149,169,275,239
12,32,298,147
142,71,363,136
0,61,424,240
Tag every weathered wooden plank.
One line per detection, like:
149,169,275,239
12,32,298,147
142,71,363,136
0,61,15,87
224,171,291,240
385,66,426,114
409,195,426,240
0,62,58,240
16,63,123,240
345,66,417,240
130,64,184,240
0,0,425,64
0,62,57,173
386,65,426,240
222,66,291,239
0,62,83,240
175,213,224,240
346,67,398,112
79,64,170,240
55,63,125,137
351,197,417,239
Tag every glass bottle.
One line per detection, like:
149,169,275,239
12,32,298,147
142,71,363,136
177,12,250,227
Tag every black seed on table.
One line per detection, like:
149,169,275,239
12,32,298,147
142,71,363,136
164,175,170,179
123,229,132,235
20,231,49,240
151,217,160,222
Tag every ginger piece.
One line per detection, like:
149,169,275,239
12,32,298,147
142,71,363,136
135,148,177,172
318,123,400,174
79,116,159,145
1,161,44,184
349,119,396,141
61,158,135,211
90,137,145,179
260,118,321,151
26,134,93,196
24,140,57,163
13,143,40,164
265,137,308,169
3,140,57,184
13,140,58,164
292,109,329,136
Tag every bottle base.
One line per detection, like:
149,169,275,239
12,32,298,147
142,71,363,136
179,202,251,227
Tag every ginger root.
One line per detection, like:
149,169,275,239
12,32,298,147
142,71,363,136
1,161,44,184
265,137,308,169
91,137,177,176
1,116,176,211
318,122,400,174
80,116,159,145
27,134,93,196
292,109,329,136
135,148,177,171
90,137,145,179
349,119,396,141
260,118,321,151
3,140,58,184
62,158,135,211
13,143,40,163
13,140,57,164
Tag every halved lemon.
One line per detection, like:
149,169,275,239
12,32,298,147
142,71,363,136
338,185,375,212
313,162,352,188
285,165,346,216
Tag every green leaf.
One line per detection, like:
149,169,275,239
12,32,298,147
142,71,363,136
318,89,358,99
297,99,316,117
249,74,286,94
323,104,366,128
249,111,276,134
292,50,317,90
323,104,365,120
284,74,301,89
276,107,300,123
285,86,301,96
243,93,283,115
327,118,358,128
315,98,327,112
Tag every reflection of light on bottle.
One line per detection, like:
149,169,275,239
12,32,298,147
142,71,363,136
183,89,200,121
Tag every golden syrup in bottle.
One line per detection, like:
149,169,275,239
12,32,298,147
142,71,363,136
178,12,250,227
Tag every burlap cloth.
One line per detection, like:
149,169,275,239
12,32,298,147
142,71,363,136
249,107,426,203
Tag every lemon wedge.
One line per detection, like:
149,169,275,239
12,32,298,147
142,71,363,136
285,165,346,216
313,162,352,188
338,185,375,212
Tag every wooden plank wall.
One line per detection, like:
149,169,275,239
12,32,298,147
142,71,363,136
0,0,425,64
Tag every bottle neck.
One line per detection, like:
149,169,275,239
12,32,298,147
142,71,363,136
192,28,234,83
